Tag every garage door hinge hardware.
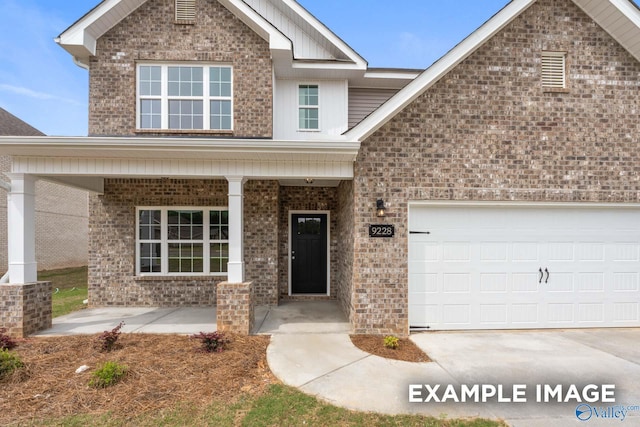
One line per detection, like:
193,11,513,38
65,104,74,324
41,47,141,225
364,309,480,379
410,231,431,235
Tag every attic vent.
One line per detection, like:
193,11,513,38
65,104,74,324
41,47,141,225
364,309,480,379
541,51,566,89
176,0,196,22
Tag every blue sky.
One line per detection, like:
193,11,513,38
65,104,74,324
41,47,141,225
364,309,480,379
0,0,636,136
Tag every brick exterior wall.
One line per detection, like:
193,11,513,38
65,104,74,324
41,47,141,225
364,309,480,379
216,281,254,335
0,157,88,271
278,186,338,300
88,0,272,138
351,0,640,335
335,180,354,322
89,178,279,307
244,181,279,306
0,282,52,338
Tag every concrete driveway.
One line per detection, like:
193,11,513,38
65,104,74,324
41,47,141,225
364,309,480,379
268,328,640,427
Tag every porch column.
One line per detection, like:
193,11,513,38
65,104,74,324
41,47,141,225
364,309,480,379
226,176,245,283
6,173,37,284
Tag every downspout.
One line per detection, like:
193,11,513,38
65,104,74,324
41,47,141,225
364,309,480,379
0,179,10,283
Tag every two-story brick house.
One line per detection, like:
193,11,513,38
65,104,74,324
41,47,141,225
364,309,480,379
1,0,639,337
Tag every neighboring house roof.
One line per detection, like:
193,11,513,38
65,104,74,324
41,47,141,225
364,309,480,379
0,108,44,137
346,0,640,142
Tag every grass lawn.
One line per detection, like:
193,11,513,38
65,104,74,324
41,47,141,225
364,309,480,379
23,384,504,427
38,266,88,317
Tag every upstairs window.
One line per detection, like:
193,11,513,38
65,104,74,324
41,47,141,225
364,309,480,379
175,0,196,22
541,51,566,89
298,84,319,130
137,64,233,131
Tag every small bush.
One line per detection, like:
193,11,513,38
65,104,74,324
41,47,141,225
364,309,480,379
0,329,18,351
0,349,24,380
89,361,127,388
383,335,399,350
96,322,124,352
192,331,230,353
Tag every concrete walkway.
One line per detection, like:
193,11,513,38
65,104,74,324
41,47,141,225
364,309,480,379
267,327,640,427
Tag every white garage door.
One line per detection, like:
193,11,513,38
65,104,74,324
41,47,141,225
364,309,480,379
409,204,640,330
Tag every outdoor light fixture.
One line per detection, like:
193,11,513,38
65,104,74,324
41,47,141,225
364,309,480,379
376,199,386,217
305,178,314,184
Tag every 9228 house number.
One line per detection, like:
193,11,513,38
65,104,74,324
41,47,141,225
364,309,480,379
369,224,395,238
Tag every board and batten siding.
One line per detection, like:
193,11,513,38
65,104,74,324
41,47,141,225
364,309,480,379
244,0,339,60
274,79,348,140
348,88,399,129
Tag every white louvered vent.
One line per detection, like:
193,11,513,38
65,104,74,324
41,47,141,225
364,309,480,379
541,51,566,89
176,0,196,22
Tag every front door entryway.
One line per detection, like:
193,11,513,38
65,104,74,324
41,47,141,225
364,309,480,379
290,213,328,294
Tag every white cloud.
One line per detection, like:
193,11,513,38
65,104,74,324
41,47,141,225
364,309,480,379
0,84,83,107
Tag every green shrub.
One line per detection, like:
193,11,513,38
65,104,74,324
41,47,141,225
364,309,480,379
95,322,124,352
191,331,230,353
383,335,399,350
0,349,24,379
89,361,127,388
0,328,18,350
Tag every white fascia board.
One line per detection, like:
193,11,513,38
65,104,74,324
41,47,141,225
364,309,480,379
346,0,537,143
56,0,145,62
281,0,367,69
574,0,640,62
0,136,359,162
218,0,292,52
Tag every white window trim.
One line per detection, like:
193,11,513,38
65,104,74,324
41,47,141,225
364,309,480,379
297,83,321,132
136,63,234,131
136,206,229,277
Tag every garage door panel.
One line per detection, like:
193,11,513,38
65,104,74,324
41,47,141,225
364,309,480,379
512,304,539,323
613,303,639,322
480,273,508,293
409,205,640,330
613,273,639,291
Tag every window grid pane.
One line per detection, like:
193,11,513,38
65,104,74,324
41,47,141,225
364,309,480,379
168,243,204,273
168,100,204,130
299,107,319,130
168,66,203,97
210,100,232,130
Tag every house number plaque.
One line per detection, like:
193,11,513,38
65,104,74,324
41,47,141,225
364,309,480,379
369,224,395,238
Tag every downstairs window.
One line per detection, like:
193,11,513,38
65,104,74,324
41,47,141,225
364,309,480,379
137,207,229,276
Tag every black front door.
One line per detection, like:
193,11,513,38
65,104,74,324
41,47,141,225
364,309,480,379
291,214,328,294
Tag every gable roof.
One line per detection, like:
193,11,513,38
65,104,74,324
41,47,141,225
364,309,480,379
56,0,365,70
0,108,45,137
346,0,640,142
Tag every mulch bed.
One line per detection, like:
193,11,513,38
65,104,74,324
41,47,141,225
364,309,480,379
350,335,431,363
0,333,277,424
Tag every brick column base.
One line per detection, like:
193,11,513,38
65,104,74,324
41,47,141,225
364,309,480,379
0,282,52,338
216,282,254,335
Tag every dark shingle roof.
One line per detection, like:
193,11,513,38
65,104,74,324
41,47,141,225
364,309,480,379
0,108,45,136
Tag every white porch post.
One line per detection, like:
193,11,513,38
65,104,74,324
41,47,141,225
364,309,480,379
7,173,38,284
226,176,245,283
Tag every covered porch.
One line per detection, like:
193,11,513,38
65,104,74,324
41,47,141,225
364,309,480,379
0,135,358,337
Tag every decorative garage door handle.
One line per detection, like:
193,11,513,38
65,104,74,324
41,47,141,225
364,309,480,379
545,268,550,284
539,268,543,284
